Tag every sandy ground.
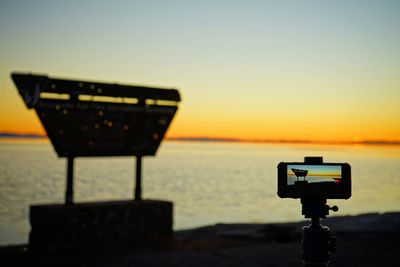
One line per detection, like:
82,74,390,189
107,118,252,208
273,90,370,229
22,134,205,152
1,212,399,267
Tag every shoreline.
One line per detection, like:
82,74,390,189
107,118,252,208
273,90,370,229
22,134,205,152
1,211,399,266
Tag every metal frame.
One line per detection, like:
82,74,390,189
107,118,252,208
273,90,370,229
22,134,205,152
12,72,181,204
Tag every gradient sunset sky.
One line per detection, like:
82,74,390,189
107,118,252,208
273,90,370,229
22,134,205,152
1,0,399,142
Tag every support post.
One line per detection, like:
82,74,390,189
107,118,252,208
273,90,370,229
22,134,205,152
66,156,74,204
135,156,142,201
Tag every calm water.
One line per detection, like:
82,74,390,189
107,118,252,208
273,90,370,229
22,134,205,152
1,140,400,245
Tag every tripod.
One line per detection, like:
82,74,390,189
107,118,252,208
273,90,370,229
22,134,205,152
301,198,338,267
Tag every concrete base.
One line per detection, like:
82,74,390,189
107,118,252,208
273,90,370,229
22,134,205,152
29,200,173,251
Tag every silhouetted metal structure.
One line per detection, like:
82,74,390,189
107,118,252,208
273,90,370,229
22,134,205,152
291,168,308,182
12,73,181,204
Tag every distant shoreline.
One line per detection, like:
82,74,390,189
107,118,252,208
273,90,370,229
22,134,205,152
1,132,399,146
166,137,400,146
0,132,46,139
168,137,400,146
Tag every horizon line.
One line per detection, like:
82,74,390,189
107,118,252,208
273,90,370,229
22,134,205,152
1,131,399,146
167,136,400,146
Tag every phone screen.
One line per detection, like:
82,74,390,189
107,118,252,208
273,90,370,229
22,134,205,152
287,164,342,186
278,161,351,199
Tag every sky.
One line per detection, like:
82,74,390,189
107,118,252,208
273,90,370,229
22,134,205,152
1,0,399,142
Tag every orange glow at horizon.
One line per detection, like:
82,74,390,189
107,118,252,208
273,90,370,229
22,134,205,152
1,97,400,143
167,103,400,142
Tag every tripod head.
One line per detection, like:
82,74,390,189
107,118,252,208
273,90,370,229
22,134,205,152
300,197,338,266
301,197,338,222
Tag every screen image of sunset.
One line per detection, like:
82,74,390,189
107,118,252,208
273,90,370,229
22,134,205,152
287,165,342,185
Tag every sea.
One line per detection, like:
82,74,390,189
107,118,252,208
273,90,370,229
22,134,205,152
1,139,399,245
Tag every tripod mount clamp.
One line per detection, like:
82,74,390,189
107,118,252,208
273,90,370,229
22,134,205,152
301,198,338,219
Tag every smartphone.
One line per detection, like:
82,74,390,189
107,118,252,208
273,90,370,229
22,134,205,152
277,162,351,199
